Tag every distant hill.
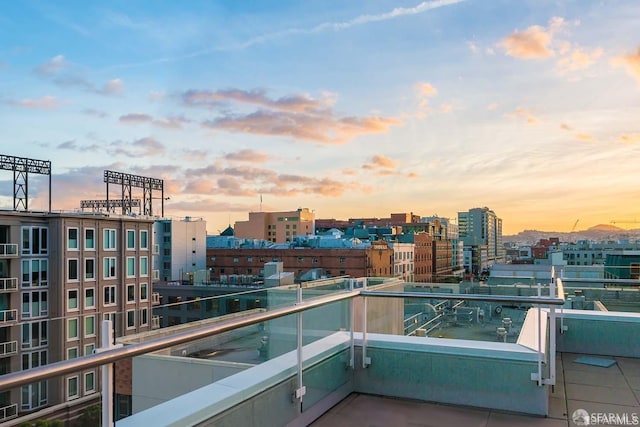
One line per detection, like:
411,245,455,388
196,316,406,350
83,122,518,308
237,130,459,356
588,224,623,232
504,225,640,244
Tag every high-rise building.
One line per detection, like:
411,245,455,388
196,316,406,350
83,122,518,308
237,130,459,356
458,207,505,274
234,208,315,243
0,210,157,421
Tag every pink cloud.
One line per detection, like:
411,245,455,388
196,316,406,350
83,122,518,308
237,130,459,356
119,113,153,124
500,17,566,59
612,47,640,85
224,149,270,163
183,88,331,112
12,95,67,110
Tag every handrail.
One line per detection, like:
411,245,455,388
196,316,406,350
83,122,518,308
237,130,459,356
0,289,359,391
360,290,565,305
0,287,566,391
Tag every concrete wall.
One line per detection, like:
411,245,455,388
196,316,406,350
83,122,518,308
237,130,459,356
557,309,640,357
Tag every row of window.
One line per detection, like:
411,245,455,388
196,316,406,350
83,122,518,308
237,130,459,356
67,228,149,251
66,309,149,341
65,256,149,282
66,371,96,401
67,283,148,311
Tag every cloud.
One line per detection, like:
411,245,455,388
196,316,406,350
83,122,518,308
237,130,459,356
119,113,153,124
467,41,479,54
612,47,640,85
439,103,453,113
33,54,67,76
203,109,400,144
183,88,331,112
574,133,594,142
560,123,572,131
57,140,101,152
10,95,67,110
486,103,499,111
108,137,165,157
505,107,539,125
556,47,603,74
407,172,418,178
101,78,124,95
223,149,270,163
415,82,438,98
82,108,108,118
619,133,640,143
500,16,566,59
362,155,399,173
153,116,191,129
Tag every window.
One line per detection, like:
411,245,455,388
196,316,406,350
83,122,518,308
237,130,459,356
140,256,148,276
84,343,95,356
85,315,95,337
247,257,253,262
126,310,135,329
67,318,79,341
21,320,48,349
103,229,116,250
67,289,79,311
84,228,95,250
127,284,135,303
67,376,79,399
21,350,48,410
21,226,48,255
21,291,48,319
140,308,148,326
126,257,136,277
67,347,78,360
104,257,116,279
84,371,96,394
126,229,136,250
103,312,116,331
85,258,95,280
140,230,149,249
85,288,95,309
67,228,79,250
104,286,116,306
233,257,239,263
140,283,148,301
21,259,48,287
67,258,79,281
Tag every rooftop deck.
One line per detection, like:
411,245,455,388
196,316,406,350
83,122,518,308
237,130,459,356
312,352,640,427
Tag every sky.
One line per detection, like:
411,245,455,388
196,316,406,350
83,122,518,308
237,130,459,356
1,0,639,235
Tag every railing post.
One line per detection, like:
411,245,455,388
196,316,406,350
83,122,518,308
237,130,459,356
349,279,355,369
362,279,370,368
294,284,306,404
100,320,115,427
548,275,557,386
536,282,542,386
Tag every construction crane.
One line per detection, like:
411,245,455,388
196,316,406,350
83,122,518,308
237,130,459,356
571,219,579,232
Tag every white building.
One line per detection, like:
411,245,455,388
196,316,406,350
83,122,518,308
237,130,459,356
388,242,415,282
154,217,207,282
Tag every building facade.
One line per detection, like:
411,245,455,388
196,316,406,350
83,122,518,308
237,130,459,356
154,217,207,282
207,242,393,283
0,210,157,422
458,207,505,274
234,208,315,243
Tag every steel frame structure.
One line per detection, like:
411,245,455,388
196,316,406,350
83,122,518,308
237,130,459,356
104,170,164,216
80,199,142,213
0,154,51,212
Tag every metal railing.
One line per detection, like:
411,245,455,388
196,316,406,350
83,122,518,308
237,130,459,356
0,277,18,292
0,281,566,425
0,403,17,421
0,244,18,257
0,341,18,357
0,309,18,324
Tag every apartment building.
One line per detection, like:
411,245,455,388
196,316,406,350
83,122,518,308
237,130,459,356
207,241,393,283
458,207,505,274
0,210,157,422
234,208,315,243
388,241,415,282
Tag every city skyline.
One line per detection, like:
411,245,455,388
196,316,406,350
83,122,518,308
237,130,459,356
1,0,639,235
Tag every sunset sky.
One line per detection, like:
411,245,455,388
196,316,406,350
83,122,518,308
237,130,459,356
1,0,639,235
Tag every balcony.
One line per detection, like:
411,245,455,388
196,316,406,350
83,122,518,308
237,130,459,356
0,403,17,422
152,270,160,281
0,310,17,325
0,341,17,357
151,315,161,329
0,244,17,258
0,276,638,427
153,244,160,255
0,278,17,292
151,292,160,305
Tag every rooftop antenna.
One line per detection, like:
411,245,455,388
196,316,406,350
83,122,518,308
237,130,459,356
260,193,263,212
